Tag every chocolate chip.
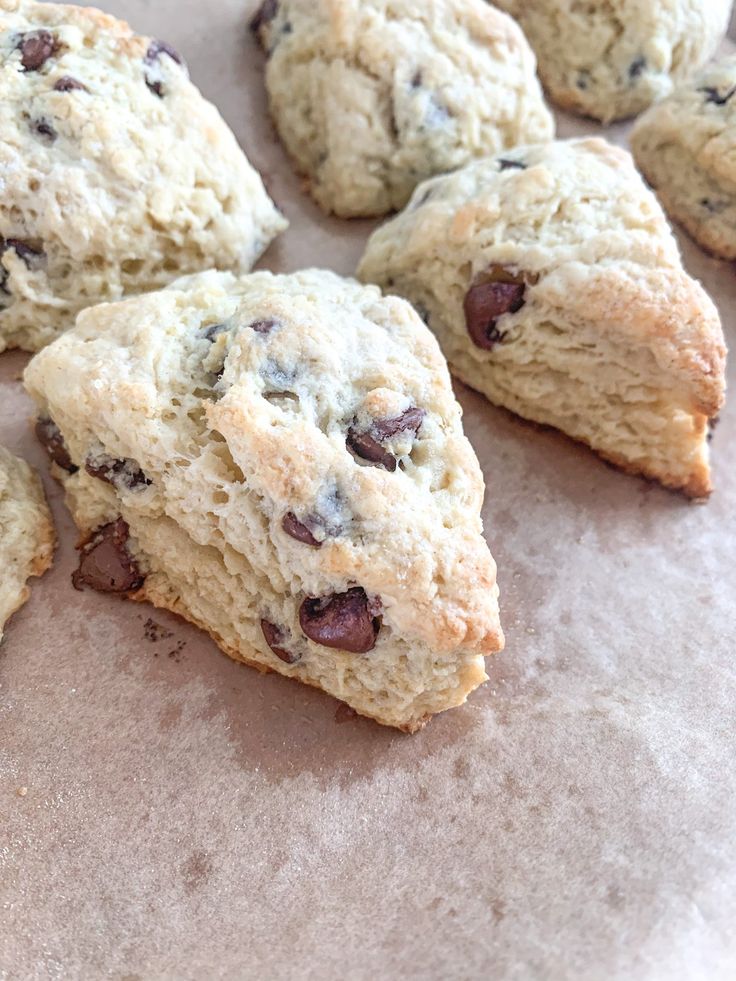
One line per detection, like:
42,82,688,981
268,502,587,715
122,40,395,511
464,267,527,350
411,69,423,88
261,619,300,664
146,79,164,98
498,158,526,171
629,56,646,80
347,407,425,471
18,30,60,72
33,118,56,142
4,238,45,268
85,454,152,491
249,318,278,334
707,415,720,443
372,407,425,442
346,431,397,472
282,512,322,547
35,417,78,473
701,85,736,106
145,40,184,66
72,518,145,593
53,76,87,92
576,70,590,91
299,588,380,653
202,322,228,341
250,0,278,33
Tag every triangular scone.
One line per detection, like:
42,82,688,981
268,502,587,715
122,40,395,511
251,0,553,217
0,445,55,643
358,138,727,498
0,0,286,354
24,269,503,731
491,0,731,123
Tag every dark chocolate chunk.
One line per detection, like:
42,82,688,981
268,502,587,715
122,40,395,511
346,430,397,472
299,587,380,653
372,407,425,442
464,267,527,350
282,512,322,547
33,118,57,142
72,518,145,593
202,322,228,341
4,238,44,268
498,158,526,171
411,69,423,89
347,406,425,471
145,40,184,66
85,454,152,491
250,0,278,34
261,619,300,664
35,417,78,473
629,56,647,80
146,79,164,98
249,318,278,334
18,30,60,72
701,85,736,106
53,76,87,92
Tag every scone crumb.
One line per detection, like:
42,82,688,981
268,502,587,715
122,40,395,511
17,786,28,797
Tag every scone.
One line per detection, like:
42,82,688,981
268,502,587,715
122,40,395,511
358,138,727,498
250,0,554,217
0,445,55,642
492,0,731,123
0,0,287,354
24,268,504,732
632,56,736,261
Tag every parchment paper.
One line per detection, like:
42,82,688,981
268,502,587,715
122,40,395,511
1,3,735,979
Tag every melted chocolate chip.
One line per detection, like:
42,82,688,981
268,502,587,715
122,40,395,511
464,268,527,350
629,56,647,79
701,85,736,106
250,0,278,33
261,619,300,664
35,417,78,473
85,454,152,491
249,318,278,334
4,238,44,267
498,158,526,171
299,587,380,653
18,30,60,72
72,519,145,593
282,512,322,547
347,407,425,472
202,322,228,341
145,40,184,66
33,118,57,142
53,76,87,92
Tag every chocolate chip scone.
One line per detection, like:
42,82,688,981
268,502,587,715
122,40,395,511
0,0,287,354
251,0,553,217
358,138,727,498
24,268,503,731
632,56,736,261
492,0,731,123
0,445,55,643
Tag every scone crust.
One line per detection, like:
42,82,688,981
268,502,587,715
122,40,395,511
632,55,736,261
0,0,286,353
253,0,553,216
358,138,727,497
25,269,503,731
0,444,55,640
492,0,731,123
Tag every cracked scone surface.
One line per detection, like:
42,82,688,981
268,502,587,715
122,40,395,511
632,56,736,261
492,0,731,123
0,0,287,354
358,138,727,498
24,268,503,732
0,445,55,642
251,0,553,217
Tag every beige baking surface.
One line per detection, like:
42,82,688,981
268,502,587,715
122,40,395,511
1,3,735,979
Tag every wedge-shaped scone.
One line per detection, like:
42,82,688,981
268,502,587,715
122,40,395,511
632,56,736,261
0,0,287,354
251,0,553,217
492,0,731,123
24,269,503,731
358,138,727,497
0,445,55,643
